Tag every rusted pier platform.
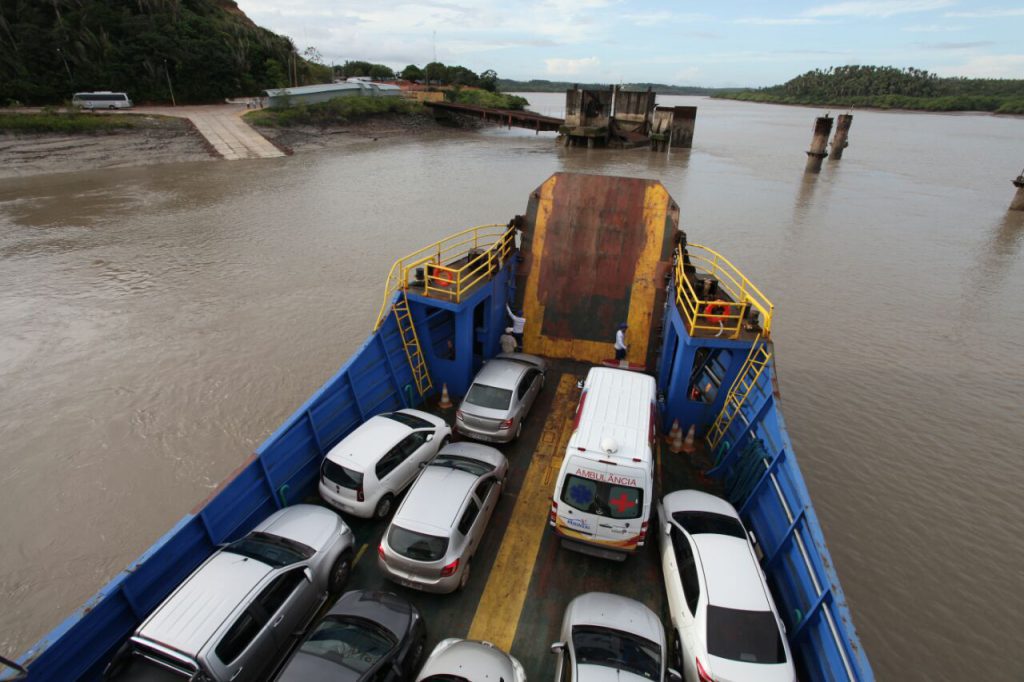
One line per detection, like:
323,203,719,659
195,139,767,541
424,100,564,132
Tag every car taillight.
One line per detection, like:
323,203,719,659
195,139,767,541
440,558,460,577
498,418,513,430
456,409,464,421
696,657,714,682
357,486,364,502
638,521,649,544
549,501,558,524
377,543,386,561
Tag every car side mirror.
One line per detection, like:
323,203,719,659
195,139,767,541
550,642,565,654
425,432,435,442
418,461,427,469
667,668,683,682
303,567,313,582
665,523,672,536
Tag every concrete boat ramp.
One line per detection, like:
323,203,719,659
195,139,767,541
134,104,284,160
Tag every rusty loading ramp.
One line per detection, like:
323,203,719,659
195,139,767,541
515,173,679,369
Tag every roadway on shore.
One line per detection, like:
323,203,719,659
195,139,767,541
133,104,284,160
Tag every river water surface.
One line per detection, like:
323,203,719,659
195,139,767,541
1,95,1022,680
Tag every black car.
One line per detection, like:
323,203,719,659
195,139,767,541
275,590,426,682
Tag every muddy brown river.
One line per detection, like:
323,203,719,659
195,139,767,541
1,95,1022,680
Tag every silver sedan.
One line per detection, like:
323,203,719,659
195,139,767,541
378,443,507,593
416,639,526,682
551,592,682,682
455,352,547,442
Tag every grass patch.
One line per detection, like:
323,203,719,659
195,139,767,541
0,110,139,133
448,89,529,110
245,96,427,127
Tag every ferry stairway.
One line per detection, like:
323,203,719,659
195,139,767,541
392,292,433,396
706,337,773,452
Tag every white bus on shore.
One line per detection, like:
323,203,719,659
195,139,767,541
71,91,133,109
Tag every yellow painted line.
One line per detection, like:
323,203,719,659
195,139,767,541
352,543,368,566
467,374,579,650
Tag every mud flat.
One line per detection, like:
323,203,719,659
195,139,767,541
252,112,482,154
0,116,213,180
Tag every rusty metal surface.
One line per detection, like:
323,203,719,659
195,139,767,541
563,87,612,128
515,173,678,366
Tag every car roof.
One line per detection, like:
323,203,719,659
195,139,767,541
663,489,741,518
569,368,655,462
136,553,271,655
393,466,477,532
692,534,772,611
326,590,418,641
420,639,516,679
253,504,341,552
565,592,663,645
471,358,530,389
324,414,411,471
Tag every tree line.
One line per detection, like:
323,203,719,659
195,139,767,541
0,0,333,105
717,65,1024,114
335,60,499,91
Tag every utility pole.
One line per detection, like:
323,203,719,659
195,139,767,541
163,59,176,106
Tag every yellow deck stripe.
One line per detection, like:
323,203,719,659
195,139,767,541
467,374,578,650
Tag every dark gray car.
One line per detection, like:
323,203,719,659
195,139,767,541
455,352,546,442
275,590,426,682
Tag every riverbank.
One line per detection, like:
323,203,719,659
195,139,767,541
0,114,213,179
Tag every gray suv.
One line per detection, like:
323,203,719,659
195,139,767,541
378,443,507,593
105,505,355,682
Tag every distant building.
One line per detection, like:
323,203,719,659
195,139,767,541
263,81,401,108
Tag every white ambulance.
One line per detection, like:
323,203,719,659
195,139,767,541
549,367,657,560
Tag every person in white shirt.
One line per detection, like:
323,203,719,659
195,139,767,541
615,323,628,366
499,327,517,354
506,304,526,350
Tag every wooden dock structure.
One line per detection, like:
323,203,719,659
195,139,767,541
423,101,564,132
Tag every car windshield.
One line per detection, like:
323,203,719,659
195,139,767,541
224,532,313,568
571,625,661,679
322,459,363,490
431,454,494,476
706,606,787,664
464,383,513,410
388,525,449,561
298,616,397,673
672,511,746,538
560,475,644,519
381,412,432,429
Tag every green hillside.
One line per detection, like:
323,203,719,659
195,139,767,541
716,66,1024,114
0,0,329,105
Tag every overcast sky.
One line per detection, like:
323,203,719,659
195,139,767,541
235,0,1024,87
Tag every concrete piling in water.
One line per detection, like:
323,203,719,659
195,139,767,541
670,106,697,148
805,115,833,173
1011,171,1024,211
829,113,853,160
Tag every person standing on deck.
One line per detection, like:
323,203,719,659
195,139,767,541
506,304,526,350
615,323,628,367
499,327,517,354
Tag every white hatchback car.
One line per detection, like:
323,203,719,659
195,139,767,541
551,592,680,682
417,638,526,682
656,491,796,682
319,409,451,519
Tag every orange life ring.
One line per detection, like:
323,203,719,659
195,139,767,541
704,301,732,324
431,266,453,288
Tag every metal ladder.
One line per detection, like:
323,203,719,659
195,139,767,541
392,292,433,396
707,338,773,450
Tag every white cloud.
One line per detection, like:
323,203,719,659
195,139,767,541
902,23,962,31
934,54,1024,77
736,17,823,25
944,8,1024,18
805,1,955,18
545,56,600,75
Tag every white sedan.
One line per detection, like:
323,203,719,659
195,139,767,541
656,490,796,682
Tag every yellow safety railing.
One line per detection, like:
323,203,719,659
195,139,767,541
374,224,516,330
675,243,775,339
706,340,773,450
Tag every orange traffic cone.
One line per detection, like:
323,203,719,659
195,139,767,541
681,424,697,454
438,383,453,409
666,419,684,452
